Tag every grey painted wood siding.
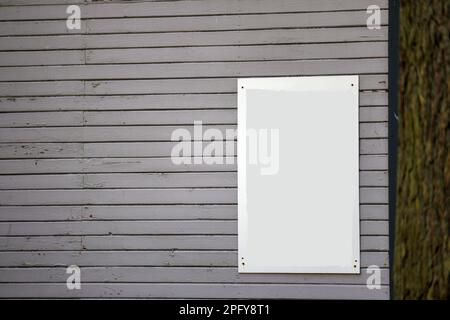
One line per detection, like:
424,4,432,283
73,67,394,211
0,0,390,299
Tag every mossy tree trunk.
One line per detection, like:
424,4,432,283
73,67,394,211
395,0,449,299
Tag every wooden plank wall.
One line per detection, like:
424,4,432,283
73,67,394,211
0,0,390,299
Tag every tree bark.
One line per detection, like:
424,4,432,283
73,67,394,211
395,0,449,299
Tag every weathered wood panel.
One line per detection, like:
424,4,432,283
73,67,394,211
0,251,389,268
0,0,391,299
0,187,388,205
0,11,388,36
0,43,388,66
0,266,390,284
85,43,388,64
0,171,387,189
0,107,388,128
0,220,388,236
0,205,239,221
0,235,389,251
0,204,388,222
0,1,388,20
0,111,83,127
0,59,388,81
0,51,84,67
0,28,387,51
0,123,387,142
0,92,388,112
0,283,389,299
0,153,387,174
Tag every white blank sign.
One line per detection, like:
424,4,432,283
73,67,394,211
238,75,360,273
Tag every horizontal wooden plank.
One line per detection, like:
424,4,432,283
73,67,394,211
0,94,237,112
0,0,82,5
84,77,387,96
360,220,389,235
84,110,192,126
0,123,386,142
0,50,84,67
360,205,389,220
360,107,388,122
0,266,389,285
360,188,388,204
0,235,82,250
0,220,387,236
0,137,382,159
0,81,84,97
0,59,388,82
0,205,238,221
0,188,238,205
360,236,389,250
0,153,387,174
0,11,389,36
0,106,388,130
0,20,85,36
0,174,82,189
0,170,387,189
0,187,387,205
0,142,83,158
0,125,236,142
0,235,388,251
86,42,387,64
0,172,237,189
360,123,388,138
0,92,387,112
360,139,388,154
360,171,388,187
0,220,237,236
0,81,83,96
0,111,83,127
0,77,388,97
0,1,389,21
0,282,389,299
87,11,389,34
0,158,238,174
0,34,85,51
0,220,389,236
0,27,388,51
0,42,387,66
0,251,389,268
0,141,236,158
1,109,239,128
0,204,388,222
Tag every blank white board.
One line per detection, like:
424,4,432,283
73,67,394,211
238,75,360,273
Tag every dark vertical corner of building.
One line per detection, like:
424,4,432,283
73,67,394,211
388,0,400,300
